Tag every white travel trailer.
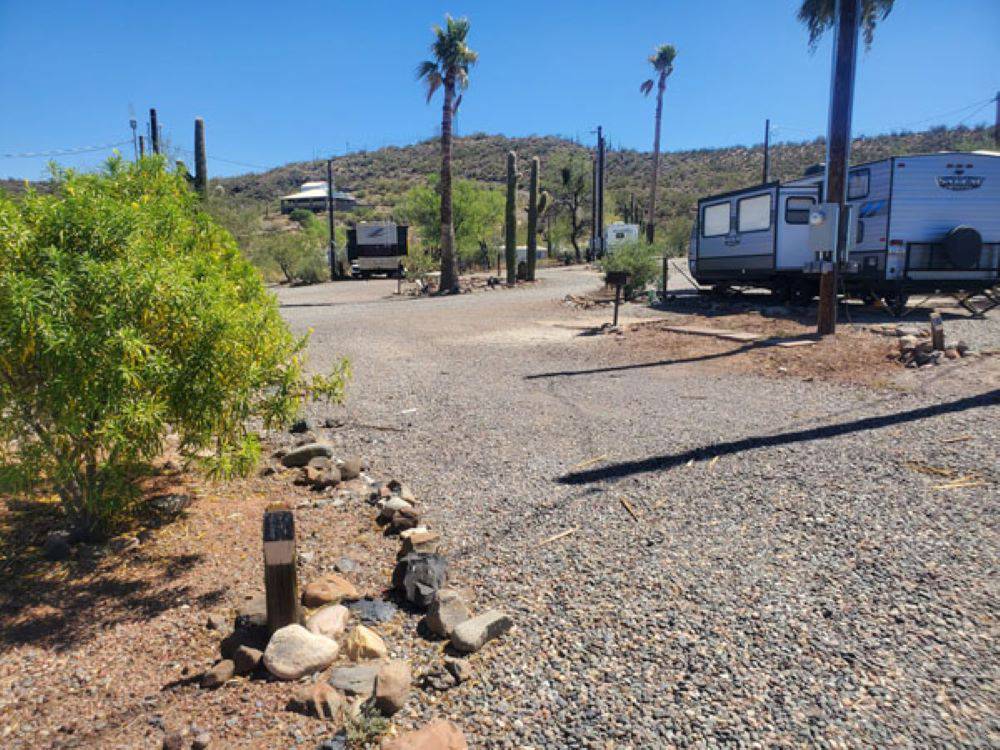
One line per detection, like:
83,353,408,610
604,223,640,252
688,151,1000,313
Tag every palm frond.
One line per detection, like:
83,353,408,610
648,44,677,73
798,0,894,49
640,79,654,96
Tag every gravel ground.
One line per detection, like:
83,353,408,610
275,266,999,749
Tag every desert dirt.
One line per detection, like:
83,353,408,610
1,265,997,749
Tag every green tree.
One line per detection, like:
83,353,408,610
416,15,478,293
798,0,893,48
398,176,503,268
0,157,348,537
640,44,677,244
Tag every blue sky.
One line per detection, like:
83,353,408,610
1,0,997,180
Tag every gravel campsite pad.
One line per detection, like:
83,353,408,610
1,265,997,749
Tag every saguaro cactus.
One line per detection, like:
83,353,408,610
505,151,517,285
194,118,207,197
526,157,539,282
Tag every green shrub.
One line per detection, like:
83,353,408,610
288,207,315,226
599,241,661,299
250,230,328,285
0,157,348,537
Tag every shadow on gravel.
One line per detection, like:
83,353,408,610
524,343,760,379
558,389,1000,485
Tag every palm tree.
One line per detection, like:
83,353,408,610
416,15,478,293
798,0,893,48
640,44,676,244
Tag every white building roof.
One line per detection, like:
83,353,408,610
280,181,354,201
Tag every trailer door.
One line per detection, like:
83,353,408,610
775,187,819,271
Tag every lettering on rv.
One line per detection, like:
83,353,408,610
936,175,984,191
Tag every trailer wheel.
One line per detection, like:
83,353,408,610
884,291,909,317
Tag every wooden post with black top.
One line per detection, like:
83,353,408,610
263,504,300,633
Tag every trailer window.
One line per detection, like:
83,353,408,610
737,193,772,232
848,169,870,200
702,202,730,237
785,196,814,224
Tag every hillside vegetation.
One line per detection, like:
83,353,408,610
216,125,995,225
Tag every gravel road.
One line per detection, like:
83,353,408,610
278,267,998,749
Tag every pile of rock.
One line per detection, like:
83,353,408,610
191,452,507,748
897,334,975,367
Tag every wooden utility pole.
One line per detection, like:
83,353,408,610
762,118,771,184
263,505,300,633
596,126,606,256
138,135,145,158
193,118,207,197
149,108,160,155
590,154,598,261
817,0,861,337
327,159,337,280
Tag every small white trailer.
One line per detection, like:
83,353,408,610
689,151,1000,313
347,222,409,278
604,223,640,252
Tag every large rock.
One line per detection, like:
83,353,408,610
201,659,235,689
380,720,468,750
232,645,263,675
235,591,267,629
288,682,344,720
450,610,512,653
281,442,334,468
339,456,363,480
306,604,351,639
302,574,360,607
426,589,471,638
390,507,421,534
399,529,441,557
262,624,339,680
374,660,411,716
392,553,448,609
377,497,413,524
328,662,381,697
343,625,388,660
348,598,397,624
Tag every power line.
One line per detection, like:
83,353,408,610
1,139,131,159
955,100,995,128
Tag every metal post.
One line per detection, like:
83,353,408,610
817,0,860,337
613,283,622,327
661,255,669,298
149,109,160,154
762,118,770,184
138,135,145,158
994,91,999,148
327,159,337,281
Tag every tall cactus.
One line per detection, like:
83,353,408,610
194,118,207,197
526,157,539,282
504,151,517,285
